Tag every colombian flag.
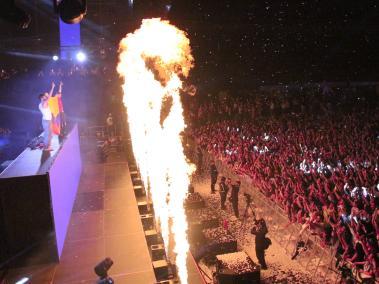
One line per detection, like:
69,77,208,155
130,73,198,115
48,95,64,135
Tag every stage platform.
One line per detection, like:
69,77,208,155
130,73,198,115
1,135,205,283
0,126,82,268
52,153,157,283
0,135,61,178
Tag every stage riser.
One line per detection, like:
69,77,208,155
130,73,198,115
0,125,82,267
0,174,56,266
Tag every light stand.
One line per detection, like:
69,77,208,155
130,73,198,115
239,194,256,234
94,258,114,284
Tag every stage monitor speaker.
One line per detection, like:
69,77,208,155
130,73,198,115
140,214,154,230
133,185,145,197
130,170,139,179
153,259,169,281
151,244,166,261
132,176,143,186
138,200,152,214
144,229,158,246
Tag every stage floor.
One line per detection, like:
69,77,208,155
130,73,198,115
1,136,205,283
0,135,61,178
2,141,156,283
53,147,156,283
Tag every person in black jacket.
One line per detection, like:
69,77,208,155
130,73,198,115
231,180,241,217
251,218,269,269
209,160,218,194
219,176,229,209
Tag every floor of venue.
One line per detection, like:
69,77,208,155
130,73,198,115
2,137,205,284
2,139,156,283
192,177,338,284
0,135,61,178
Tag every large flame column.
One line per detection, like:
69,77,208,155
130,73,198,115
117,18,194,284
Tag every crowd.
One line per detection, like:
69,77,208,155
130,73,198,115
0,128,11,137
0,65,111,81
191,85,379,279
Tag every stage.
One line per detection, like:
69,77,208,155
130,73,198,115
0,126,82,280
0,134,62,178
0,129,206,283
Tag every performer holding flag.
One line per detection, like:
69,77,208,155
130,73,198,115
38,81,65,151
48,81,66,141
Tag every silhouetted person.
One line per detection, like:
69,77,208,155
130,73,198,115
231,180,240,217
210,160,218,194
196,146,203,174
219,176,228,209
251,218,269,269
38,82,55,151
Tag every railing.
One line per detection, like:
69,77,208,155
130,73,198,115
199,149,339,283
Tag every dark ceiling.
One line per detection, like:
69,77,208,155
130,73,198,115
0,0,378,87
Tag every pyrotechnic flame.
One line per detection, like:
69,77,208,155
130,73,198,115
117,18,194,284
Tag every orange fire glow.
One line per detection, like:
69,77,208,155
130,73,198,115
117,18,194,283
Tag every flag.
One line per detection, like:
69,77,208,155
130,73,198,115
48,96,62,135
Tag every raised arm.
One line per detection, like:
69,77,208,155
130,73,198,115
48,81,55,98
57,81,63,96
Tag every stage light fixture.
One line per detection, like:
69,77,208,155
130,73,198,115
53,55,59,61
55,0,87,24
76,51,86,62
94,257,114,284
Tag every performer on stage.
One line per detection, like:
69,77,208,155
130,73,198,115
49,81,66,142
38,81,65,151
38,82,55,151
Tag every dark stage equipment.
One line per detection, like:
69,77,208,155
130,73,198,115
214,252,261,284
151,244,166,261
138,199,153,215
94,257,114,284
0,0,31,29
145,229,159,246
129,163,138,172
184,193,205,210
153,259,177,282
130,169,139,179
132,175,143,186
141,213,155,230
54,0,87,24
0,126,82,266
153,259,170,281
133,184,145,197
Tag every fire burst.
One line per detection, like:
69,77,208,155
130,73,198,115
117,18,194,283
